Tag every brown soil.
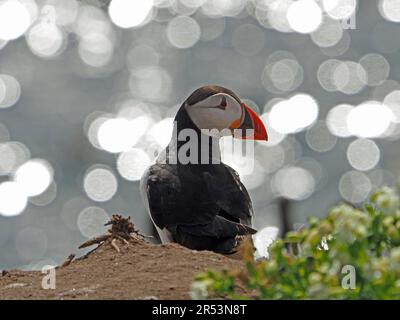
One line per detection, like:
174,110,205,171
0,238,245,300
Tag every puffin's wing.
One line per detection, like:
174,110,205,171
172,215,256,254
203,163,254,227
178,215,256,238
140,163,178,230
141,163,215,230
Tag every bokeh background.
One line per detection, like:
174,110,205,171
1,0,400,269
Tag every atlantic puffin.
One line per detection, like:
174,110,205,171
140,85,268,254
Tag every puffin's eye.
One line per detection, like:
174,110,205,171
220,96,227,109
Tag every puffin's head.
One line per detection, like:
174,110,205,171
183,85,268,141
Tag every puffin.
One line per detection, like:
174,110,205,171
140,85,268,254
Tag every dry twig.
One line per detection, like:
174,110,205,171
76,214,151,259
111,239,120,253
61,254,75,268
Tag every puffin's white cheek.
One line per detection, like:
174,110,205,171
188,107,232,131
226,100,243,124
186,93,243,134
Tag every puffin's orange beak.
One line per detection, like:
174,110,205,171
244,103,268,141
232,103,268,141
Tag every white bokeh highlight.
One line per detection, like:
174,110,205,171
117,148,152,181
347,102,393,138
0,0,32,40
0,181,28,217
167,15,201,49
269,94,319,134
287,0,323,34
273,166,315,200
347,139,380,171
108,0,154,29
14,159,53,197
83,166,118,202
77,206,109,238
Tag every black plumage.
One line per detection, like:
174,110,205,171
141,86,257,254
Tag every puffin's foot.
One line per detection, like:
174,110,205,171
226,235,255,261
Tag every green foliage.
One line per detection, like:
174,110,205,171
192,186,400,299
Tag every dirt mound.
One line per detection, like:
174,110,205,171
0,230,245,300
